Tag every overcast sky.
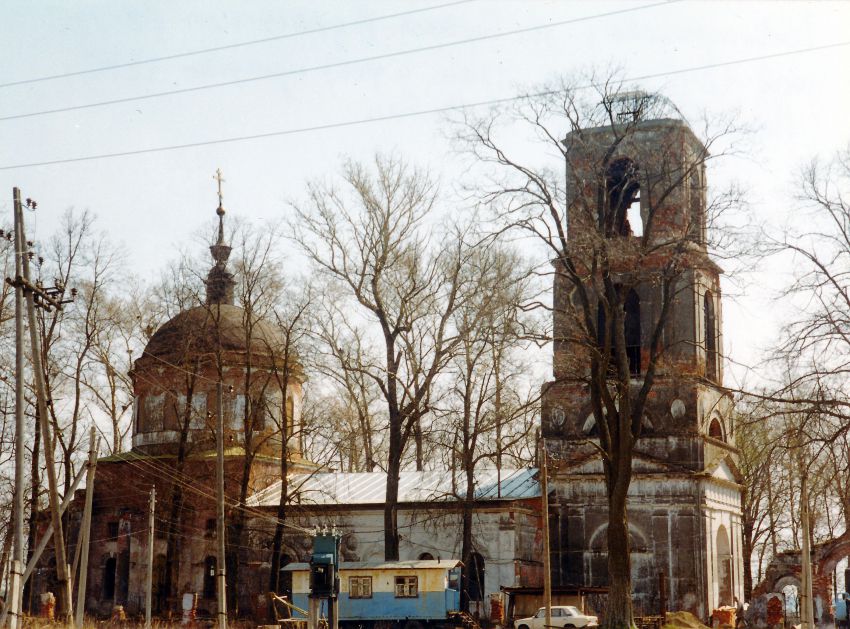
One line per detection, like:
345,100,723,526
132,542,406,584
2,0,848,384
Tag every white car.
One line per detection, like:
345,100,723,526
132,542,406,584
514,606,599,629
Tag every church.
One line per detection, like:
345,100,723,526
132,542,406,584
31,101,743,624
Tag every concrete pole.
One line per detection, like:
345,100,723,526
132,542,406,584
7,187,25,629
145,486,155,629
74,428,98,629
17,195,73,623
0,466,87,629
800,470,815,629
216,381,228,629
541,438,552,629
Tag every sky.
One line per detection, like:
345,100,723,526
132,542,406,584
1,0,849,385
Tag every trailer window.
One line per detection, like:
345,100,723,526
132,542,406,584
395,575,418,598
349,576,372,599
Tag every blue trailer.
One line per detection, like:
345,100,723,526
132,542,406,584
283,559,465,629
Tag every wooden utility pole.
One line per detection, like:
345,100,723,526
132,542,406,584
800,469,814,629
14,191,74,623
145,486,155,629
74,428,98,629
216,381,228,629
540,438,552,629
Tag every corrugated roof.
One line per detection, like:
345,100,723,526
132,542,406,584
282,559,462,571
247,467,539,508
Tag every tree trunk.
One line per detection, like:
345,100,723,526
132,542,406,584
605,472,634,629
384,452,401,561
742,517,753,599
460,488,474,611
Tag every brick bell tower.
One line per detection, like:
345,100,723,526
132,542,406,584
541,97,744,619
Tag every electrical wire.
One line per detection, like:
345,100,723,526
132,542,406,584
0,1,677,122
0,0,477,89
0,39,846,172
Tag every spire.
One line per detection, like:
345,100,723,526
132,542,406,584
206,169,235,305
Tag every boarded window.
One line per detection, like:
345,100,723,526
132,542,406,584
349,576,372,599
394,575,418,598
188,393,208,429
144,394,165,431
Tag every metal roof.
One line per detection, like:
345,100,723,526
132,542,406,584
282,559,462,571
247,467,539,508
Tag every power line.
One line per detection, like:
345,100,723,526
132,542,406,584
0,1,677,123
0,0,476,89
0,39,847,172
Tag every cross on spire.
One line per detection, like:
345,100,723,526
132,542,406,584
214,168,226,209
206,169,234,305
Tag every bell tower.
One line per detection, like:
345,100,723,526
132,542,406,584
542,98,743,619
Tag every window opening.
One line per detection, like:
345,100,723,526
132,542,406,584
606,158,641,237
394,575,418,598
624,289,641,375
690,167,704,243
349,576,373,599
203,556,217,599
704,291,717,380
709,418,724,441
103,556,117,600
418,552,434,560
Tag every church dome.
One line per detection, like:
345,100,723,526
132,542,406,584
142,303,284,363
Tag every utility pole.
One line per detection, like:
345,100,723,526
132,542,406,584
7,188,25,629
8,190,75,624
216,381,228,629
540,438,552,629
800,469,814,629
74,428,98,629
145,486,155,629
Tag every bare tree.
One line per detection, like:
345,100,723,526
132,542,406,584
458,77,741,627
438,244,538,610
293,155,501,560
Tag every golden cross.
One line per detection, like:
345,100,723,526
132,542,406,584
213,168,225,207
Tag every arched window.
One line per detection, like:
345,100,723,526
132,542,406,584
606,158,641,237
704,291,717,380
624,289,641,375
203,556,217,600
716,526,733,606
103,556,117,600
418,552,434,560
597,289,642,376
709,418,724,441
690,167,705,243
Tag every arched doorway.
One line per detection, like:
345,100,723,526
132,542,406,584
716,525,733,606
